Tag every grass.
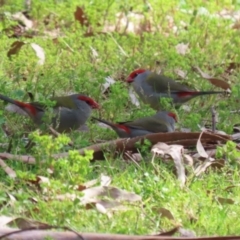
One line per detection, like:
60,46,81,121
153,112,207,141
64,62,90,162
0,0,240,236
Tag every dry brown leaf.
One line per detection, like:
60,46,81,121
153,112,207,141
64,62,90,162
192,148,216,159
183,154,193,166
7,41,25,58
175,43,189,55
12,12,33,30
89,200,131,215
28,176,50,191
224,62,240,75
151,143,186,187
174,68,187,79
95,202,108,214
55,193,77,201
102,76,116,94
194,66,231,90
77,179,98,191
100,174,111,186
157,227,179,236
6,193,17,207
124,151,143,164
179,228,196,237
74,6,90,27
224,185,240,192
216,197,235,205
81,186,141,205
81,186,141,214
104,12,152,35
154,207,175,220
196,131,209,159
210,159,225,169
194,159,215,176
0,216,49,229
129,88,140,107
30,43,45,65
0,159,16,178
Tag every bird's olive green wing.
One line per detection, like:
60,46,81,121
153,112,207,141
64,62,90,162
51,96,77,109
120,117,169,133
146,72,190,92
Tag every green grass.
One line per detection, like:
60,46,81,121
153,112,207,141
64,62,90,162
0,0,240,236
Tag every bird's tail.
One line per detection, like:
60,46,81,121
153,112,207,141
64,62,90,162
0,94,34,115
0,94,18,105
91,116,116,128
176,91,226,98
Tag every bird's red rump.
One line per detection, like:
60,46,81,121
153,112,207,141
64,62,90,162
15,101,37,116
177,91,198,97
116,124,130,133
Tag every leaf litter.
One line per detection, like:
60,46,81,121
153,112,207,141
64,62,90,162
1,3,240,238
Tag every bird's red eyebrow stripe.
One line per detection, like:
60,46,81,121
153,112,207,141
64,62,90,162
15,101,37,116
115,124,130,133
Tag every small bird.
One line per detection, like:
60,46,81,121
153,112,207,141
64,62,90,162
126,69,225,110
0,93,100,133
92,111,176,138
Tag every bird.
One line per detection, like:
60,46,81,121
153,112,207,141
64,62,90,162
92,111,176,138
0,93,100,133
126,69,225,110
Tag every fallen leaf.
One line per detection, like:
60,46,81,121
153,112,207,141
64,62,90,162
216,197,235,205
192,148,216,159
100,174,111,186
90,46,99,61
74,6,90,27
174,68,187,79
224,185,240,192
151,143,186,187
12,12,33,29
154,207,175,220
102,76,116,94
55,193,77,201
167,145,186,187
0,159,16,178
179,227,196,237
129,88,140,107
96,202,108,214
124,151,143,164
0,216,49,229
77,179,98,191
183,154,193,166
80,186,141,205
157,227,179,236
28,176,50,191
6,193,16,206
196,131,209,158
194,159,216,176
175,43,189,55
7,41,25,58
194,66,231,90
30,43,45,65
